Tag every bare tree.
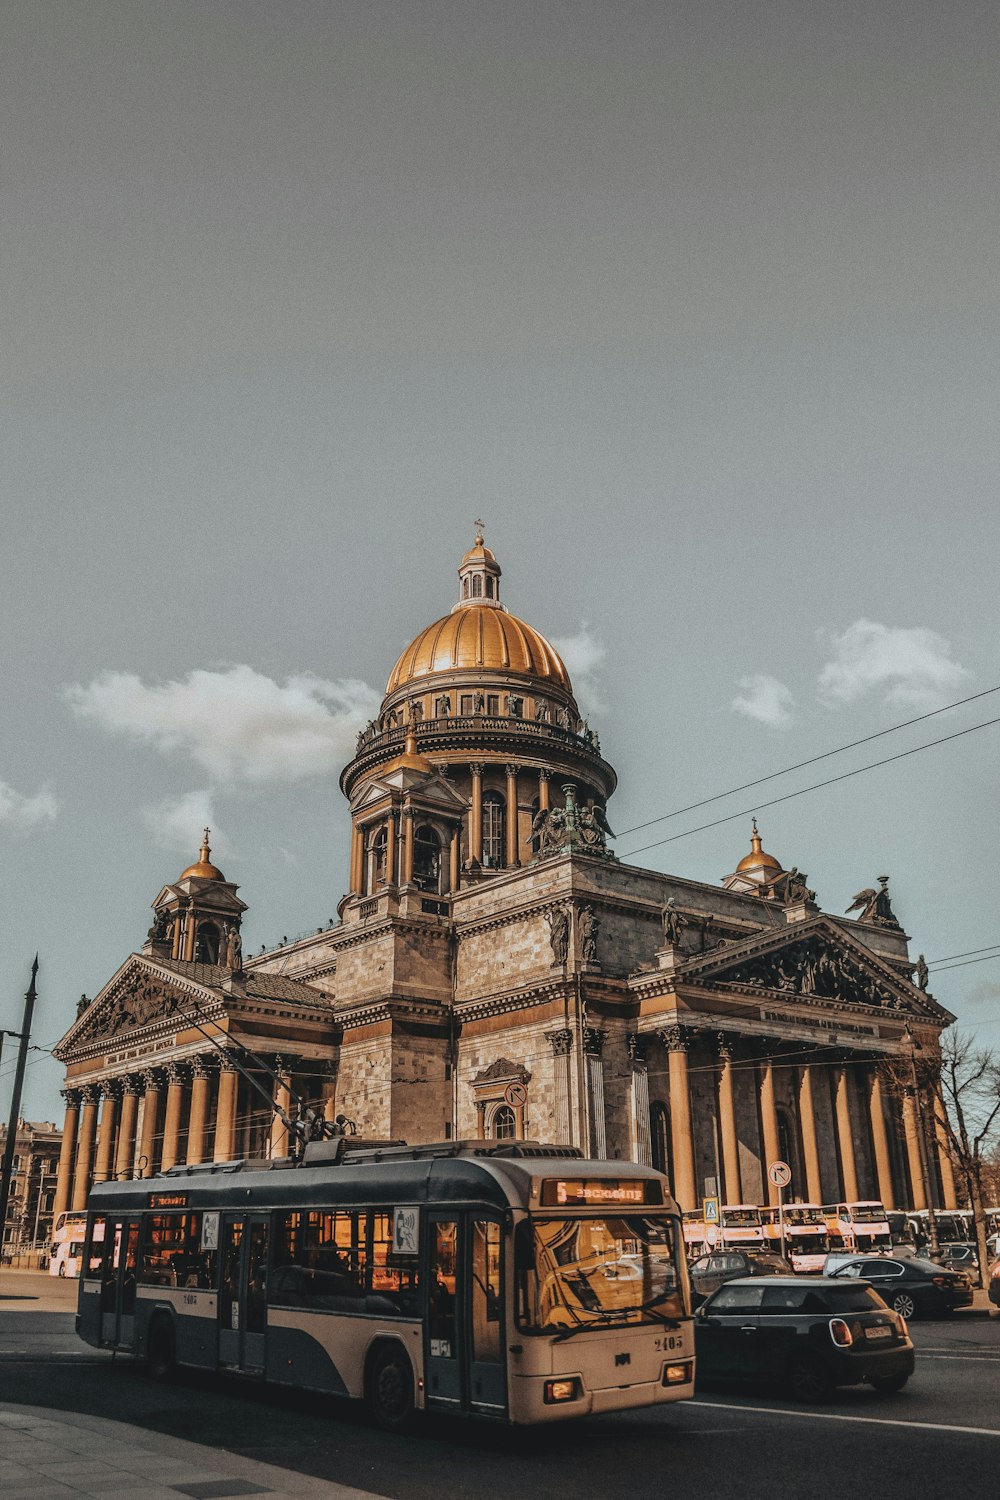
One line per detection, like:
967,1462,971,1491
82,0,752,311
931,1031,1000,1280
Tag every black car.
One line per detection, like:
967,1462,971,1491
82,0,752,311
936,1242,980,1283
688,1249,792,1308
829,1255,974,1318
695,1276,915,1401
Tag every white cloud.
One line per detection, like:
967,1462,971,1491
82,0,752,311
551,624,607,713
731,673,795,729
67,665,381,784
817,620,971,713
142,789,229,858
0,779,57,834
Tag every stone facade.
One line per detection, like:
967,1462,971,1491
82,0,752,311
53,534,958,1217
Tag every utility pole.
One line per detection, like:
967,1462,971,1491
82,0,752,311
0,958,39,1268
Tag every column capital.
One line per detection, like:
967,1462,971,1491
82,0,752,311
141,1068,165,1091
79,1084,101,1106
190,1056,212,1080
120,1074,142,1096
100,1079,123,1102
469,761,485,777
546,1027,574,1057
583,1026,606,1057
273,1053,300,1074
164,1062,187,1087
217,1051,241,1073
659,1023,690,1053
60,1087,82,1109
626,1032,648,1065
716,1032,736,1062
538,768,551,782
505,762,520,778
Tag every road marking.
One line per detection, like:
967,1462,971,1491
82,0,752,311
688,1400,1000,1438
918,1354,1000,1362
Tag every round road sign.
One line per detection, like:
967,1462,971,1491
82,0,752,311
767,1160,792,1188
504,1081,528,1109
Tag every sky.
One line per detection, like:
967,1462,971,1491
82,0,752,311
2,0,999,1121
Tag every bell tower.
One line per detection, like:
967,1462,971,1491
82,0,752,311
143,829,248,969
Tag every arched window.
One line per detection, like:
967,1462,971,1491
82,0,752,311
482,792,505,868
650,1100,673,1182
462,576,470,598
195,923,220,965
491,1104,516,1140
485,576,494,597
413,824,441,892
472,574,483,597
373,826,388,886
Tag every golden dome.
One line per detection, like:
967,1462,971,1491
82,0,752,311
461,539,499,569
735,820,782,877
386,604,572,695
180,829,226,883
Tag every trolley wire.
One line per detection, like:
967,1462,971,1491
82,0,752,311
620,713,1000,860
615,683,1000,840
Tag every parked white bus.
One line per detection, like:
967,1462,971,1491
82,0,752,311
76,1140,694,1428
824,1201,891,1253
49,1211,88,1278
718,1205,764,1250
764,1204,829,1271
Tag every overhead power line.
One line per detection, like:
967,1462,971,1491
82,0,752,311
615,683,1000,840
927,943,1000,967
620,713,1000,860
926,952,1000,976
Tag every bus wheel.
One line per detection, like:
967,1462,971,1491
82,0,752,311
366,1342,415,1432
147,1317,176,1382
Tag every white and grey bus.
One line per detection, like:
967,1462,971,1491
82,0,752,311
76,1138,693,1427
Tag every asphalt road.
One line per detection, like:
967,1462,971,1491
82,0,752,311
1,1282,997,1500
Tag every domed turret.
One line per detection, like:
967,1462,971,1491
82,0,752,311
340,528,616,910
734,819,783,881
179,828,226,883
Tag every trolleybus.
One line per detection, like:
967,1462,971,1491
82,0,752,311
76,1139,693,1427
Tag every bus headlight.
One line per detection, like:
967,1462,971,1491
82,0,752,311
662,1362,692,1385
543,1378,582,1404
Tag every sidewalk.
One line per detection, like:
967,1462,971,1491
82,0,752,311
0,1405,388,1500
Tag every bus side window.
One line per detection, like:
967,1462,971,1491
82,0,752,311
86,1218,107,1278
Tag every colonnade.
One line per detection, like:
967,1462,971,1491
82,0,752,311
625,1027,958,1214
348,764,557,896
51,1052,337,1218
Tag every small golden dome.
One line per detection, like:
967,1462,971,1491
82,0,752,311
386,605,572,695
735,819,783,877
180,829,226,882
384,733,435,776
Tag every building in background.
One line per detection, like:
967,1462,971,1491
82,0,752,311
53,533,957,1216
0,1118,61,1259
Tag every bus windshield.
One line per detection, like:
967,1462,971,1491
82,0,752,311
721,1209,760,1228
851,1205,887,1224
517,1214,685,1332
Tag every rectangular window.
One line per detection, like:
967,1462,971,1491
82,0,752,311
86,1217,107,1278
271,1208,417,1315
486,695,500,716
460,695,474,717
139,1212,218,1289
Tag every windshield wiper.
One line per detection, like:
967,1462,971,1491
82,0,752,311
552,1292,683,1341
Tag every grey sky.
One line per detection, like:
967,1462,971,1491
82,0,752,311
2,1,999,1118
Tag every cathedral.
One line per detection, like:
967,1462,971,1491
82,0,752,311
53,532,957,1221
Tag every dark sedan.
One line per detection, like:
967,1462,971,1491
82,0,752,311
688,1250,792,1309
695,1276,915,1401
829,1255,974,1318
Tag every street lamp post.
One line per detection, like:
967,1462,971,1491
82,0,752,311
31,1160,47,1254
905,1025,940,1261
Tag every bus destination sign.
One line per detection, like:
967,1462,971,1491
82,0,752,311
147,1192,188,1209
540,1178,661,1207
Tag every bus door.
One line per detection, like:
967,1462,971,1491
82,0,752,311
425,1212,506,1416
218,1212,270,1372
99,1217,140,1347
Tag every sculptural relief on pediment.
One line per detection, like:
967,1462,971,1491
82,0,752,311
696,934,916,1012
76,970,194,1043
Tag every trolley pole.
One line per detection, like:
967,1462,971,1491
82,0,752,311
0,958,38,1271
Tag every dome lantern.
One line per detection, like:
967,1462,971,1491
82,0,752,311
455,520,502,610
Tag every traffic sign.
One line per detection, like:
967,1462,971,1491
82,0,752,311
504,1081,528,1109
702,1196,719,1225
768,1160,791,1189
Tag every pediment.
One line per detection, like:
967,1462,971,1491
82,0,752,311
678,917,947,1020
351,772,468,815
56,955,218,1054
